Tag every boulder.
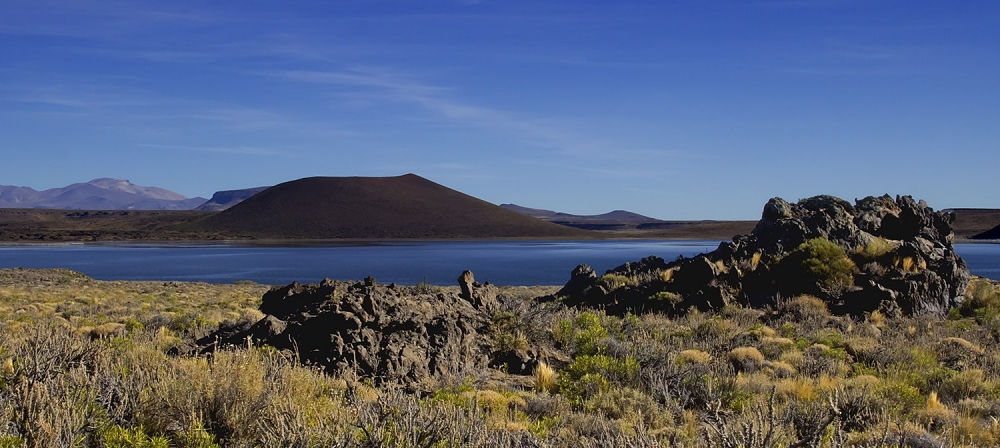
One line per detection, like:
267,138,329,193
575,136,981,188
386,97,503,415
202,276,493,383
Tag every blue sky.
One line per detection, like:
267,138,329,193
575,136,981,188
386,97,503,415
1,1,998,219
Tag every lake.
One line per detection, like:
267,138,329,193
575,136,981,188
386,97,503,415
0,241,997,286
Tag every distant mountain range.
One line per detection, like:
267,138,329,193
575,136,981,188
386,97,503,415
499,203,689,231
500,204,660,223
0,178,207,210
3,178,999,240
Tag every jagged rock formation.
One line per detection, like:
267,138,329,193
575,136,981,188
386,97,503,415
557,195,970,317
201,273,502,382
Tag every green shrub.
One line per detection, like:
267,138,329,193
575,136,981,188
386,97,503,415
777,238,857,292
962,278,1000,318
572,312,609,356
856,236,896,259
562,354,640,384
101,425,169,448
597,273,630,291
560,373,610,406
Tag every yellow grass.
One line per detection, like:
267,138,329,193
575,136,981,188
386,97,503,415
533,361,558,393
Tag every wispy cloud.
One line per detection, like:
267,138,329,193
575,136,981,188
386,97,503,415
138,143,282,156
267,67,620,157
2,90,152,109
0,0,215,38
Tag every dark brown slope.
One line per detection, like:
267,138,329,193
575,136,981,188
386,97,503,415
946,209,1000,239
188,174,592,239
0,209,215,241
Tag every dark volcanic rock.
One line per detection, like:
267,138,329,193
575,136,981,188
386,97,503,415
202,275,497,382
556,194,970,317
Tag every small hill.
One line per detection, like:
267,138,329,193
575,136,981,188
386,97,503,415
500,203,665,231
196,187,270,211
974,224,1000,240
190,175,592,239
501,203,660,223
0,178,206,210
946,208,1000,239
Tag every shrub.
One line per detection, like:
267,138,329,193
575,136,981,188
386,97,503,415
766,361,797,378
597,274,630,291
915,391,957,431
856,236,896,259
937,337,984,369
676,349,712,366
101,425,169,448
777,238,857,292
962,278,1000,317
728,347,765,373
573,312,609,356
781,295,830,322
562,354,640,384
940,369,988,402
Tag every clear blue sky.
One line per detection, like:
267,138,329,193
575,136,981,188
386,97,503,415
2,1,998,219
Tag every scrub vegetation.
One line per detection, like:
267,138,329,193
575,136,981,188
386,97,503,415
2,268,1000,447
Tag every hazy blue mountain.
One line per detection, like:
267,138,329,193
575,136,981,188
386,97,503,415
196,186,270,211
499,204,661,223
0,178,207,210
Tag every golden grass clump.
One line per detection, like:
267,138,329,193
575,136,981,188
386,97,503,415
766,361,797,378
750,251,763,271
533,361,558,393
916,391,957,431
894,255,926,273
659,268,676,283
713,260,729,274
728,346,765,373
866,309,886,329
781,294,830,321
856,236,896,259
676,349,712,365
744,324,776,339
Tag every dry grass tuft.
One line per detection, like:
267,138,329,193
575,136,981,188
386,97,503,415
676,349,712,365
728,346,765,373
533,362,558,393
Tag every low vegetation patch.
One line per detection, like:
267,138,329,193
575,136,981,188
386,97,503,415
2,269,1000,446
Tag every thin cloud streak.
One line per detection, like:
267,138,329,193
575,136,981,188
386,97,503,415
139,143,282,156
267,67,625,159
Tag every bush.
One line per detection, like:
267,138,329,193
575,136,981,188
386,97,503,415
777,238,857,293
728,347,765,373
962,278,1000,317
781,295,831,322
676,349,712,366
856,236,896,259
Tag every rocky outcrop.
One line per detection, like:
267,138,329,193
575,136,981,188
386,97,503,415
457,270,499,310
202,274,502,383
555,195,970,317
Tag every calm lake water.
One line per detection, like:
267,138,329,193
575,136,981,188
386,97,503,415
0,241,997,286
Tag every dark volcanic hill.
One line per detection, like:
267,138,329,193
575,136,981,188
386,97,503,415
0,178,206,210
189,175,591,239
196,186,269,211
945,208,1000,239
